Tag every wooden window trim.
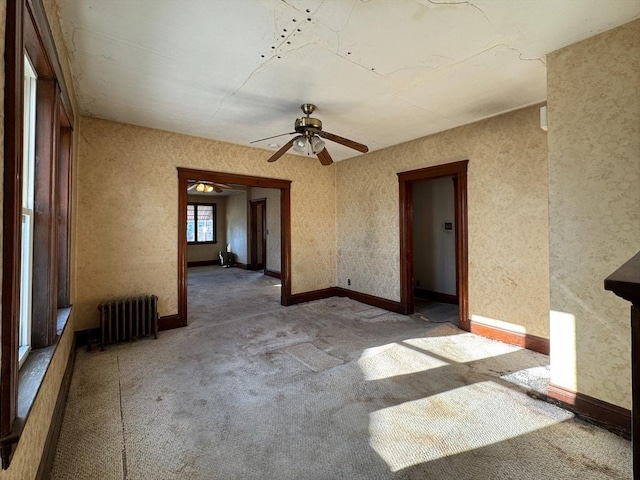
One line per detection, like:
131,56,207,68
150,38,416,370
24,0,75,125
1,0,75,468
1,1,26,462
31,77,60,349
57,125,73,308
187,202,217,245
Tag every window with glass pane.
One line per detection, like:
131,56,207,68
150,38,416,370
187,204,195,242
187,203,216,243
19,54,37,367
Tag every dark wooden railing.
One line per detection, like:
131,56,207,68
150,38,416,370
605,251,640,479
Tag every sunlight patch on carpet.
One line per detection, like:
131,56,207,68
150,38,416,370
402,330,521,364
368,381,571,472
358,342,449,381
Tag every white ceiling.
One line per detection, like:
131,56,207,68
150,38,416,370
55,0,639,161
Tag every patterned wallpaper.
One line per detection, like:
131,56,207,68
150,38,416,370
225,191,248,264
75,117,336,330
548,19,640,409
336,105,551,338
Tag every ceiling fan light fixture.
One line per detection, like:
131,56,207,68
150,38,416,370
255,104,369,164
205,185,214,193
292,135,308,153
310,136,325,154
196,183,205,192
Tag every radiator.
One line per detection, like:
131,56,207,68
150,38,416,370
97,295,158,350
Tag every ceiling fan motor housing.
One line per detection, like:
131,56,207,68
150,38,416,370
295,116,322,134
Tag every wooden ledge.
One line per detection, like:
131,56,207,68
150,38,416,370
605,251,640,305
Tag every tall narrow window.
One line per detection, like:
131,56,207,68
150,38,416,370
186,203,216,244
19,55,37,367
2,0,76,466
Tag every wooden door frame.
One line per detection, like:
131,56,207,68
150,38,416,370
250,198,267,271
398,160,469,330
177,168,292,326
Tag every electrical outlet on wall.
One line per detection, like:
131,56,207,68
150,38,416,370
347,279,351,286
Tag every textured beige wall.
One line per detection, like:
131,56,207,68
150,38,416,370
75,117,336,330
186,195,226,263
336,105,550,338
251,187,282,272
226,191,248,264
548,20,640,409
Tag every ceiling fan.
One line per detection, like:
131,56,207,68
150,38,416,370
187,181,232,194
251,104,369,165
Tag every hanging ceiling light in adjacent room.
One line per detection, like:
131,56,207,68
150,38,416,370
194,182,214,193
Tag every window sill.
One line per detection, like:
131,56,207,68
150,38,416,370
0,307,72,465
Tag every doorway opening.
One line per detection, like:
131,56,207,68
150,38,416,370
412,176,459,326
398,160,469,330
250,199,267,272
176,168,292,327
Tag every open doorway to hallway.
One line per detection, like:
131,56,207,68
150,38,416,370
398,160,469,330
412,177,460,326
250,199,267,271
185,182,284,324
177,169,292,326
249,188,282,278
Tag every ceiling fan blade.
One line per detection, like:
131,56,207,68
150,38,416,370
250,132,296,144
214,183,233,189
212,185,223,193
267,138,295,163
317,131,369,153
187,184,197,191
317,148,333,166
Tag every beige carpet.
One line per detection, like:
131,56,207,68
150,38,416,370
50,266,631,479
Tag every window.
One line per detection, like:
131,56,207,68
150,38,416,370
18,55,37,367
187,203,216,244
1,0,76,467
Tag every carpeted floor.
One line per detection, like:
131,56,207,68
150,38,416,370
50,266,631,479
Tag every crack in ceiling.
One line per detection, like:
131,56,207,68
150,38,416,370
425,0,490,24
54,0,639,160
